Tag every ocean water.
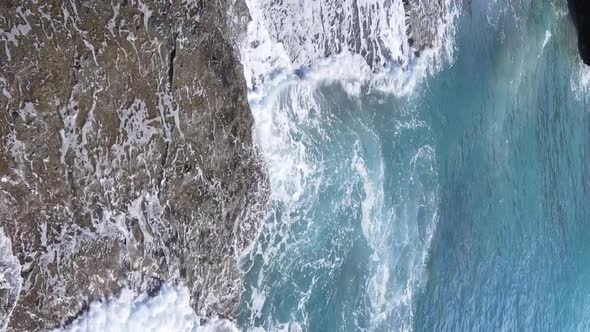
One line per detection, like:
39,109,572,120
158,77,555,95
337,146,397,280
416,1,590,330
239,0,590,331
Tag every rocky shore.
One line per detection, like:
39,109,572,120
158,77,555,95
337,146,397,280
0,0,268,330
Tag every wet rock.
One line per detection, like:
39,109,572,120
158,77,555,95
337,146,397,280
569,0,590,65
403,0,447,56
252,0,449,70
0,0,269,330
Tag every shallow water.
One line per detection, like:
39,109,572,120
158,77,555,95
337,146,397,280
240,0,590,330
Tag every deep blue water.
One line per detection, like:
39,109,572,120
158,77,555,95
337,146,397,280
417,1,590,330
240,0,590,330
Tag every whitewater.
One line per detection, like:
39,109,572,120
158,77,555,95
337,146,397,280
57,0,590,331
239,0,590,330
237,0,456,330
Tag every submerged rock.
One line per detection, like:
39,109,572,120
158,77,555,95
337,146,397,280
403,0,447,55
569,0,590,65
0,0,268,330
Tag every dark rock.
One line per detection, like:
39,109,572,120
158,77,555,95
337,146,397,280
569,0,590,65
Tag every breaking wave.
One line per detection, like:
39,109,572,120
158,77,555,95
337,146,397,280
54,285,238,332
238,0,458,330
241,0,459,100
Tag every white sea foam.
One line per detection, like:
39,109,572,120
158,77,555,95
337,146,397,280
239,78,331,330
0,228,22,331
241,72,441,331
55,285,238,332
351,141,385,257
239,1,455,330
572,62,590,100
241,0,459,100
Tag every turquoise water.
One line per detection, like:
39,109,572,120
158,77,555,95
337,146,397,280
240,0,590,330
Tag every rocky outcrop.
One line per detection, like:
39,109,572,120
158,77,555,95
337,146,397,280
569,0,590,65
0,0,268,331
248,0,448,71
